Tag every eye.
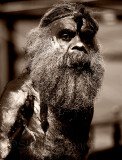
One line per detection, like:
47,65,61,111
61,33,72,41
80,30,95,43
58,29,76,42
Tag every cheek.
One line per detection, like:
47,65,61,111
91,37,99,52
59,41,69,53
52,36,69,53
51,36,60,50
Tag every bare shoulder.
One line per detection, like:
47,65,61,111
0,73,32,109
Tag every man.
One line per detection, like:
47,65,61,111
0,3,104,160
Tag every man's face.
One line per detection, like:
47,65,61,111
50,16,98,69
29,14,104,111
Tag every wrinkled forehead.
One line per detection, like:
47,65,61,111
50,16,76,33
50,15,97,34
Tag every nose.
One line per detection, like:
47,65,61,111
69,36,88,54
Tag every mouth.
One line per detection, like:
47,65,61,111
68,61,91,71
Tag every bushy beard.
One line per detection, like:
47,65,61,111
28,28,104,120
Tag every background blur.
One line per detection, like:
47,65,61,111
0,0,122,159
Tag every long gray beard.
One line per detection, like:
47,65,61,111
30,45,104,114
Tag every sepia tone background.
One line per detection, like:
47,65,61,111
0,0,122,159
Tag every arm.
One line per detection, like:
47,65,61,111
0,75,34,159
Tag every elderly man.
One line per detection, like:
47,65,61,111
0,3,104,160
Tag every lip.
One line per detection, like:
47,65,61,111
70,62,83,69
69,61,90,71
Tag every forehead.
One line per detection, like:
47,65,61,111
50,16,77,33
50,16,92,34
